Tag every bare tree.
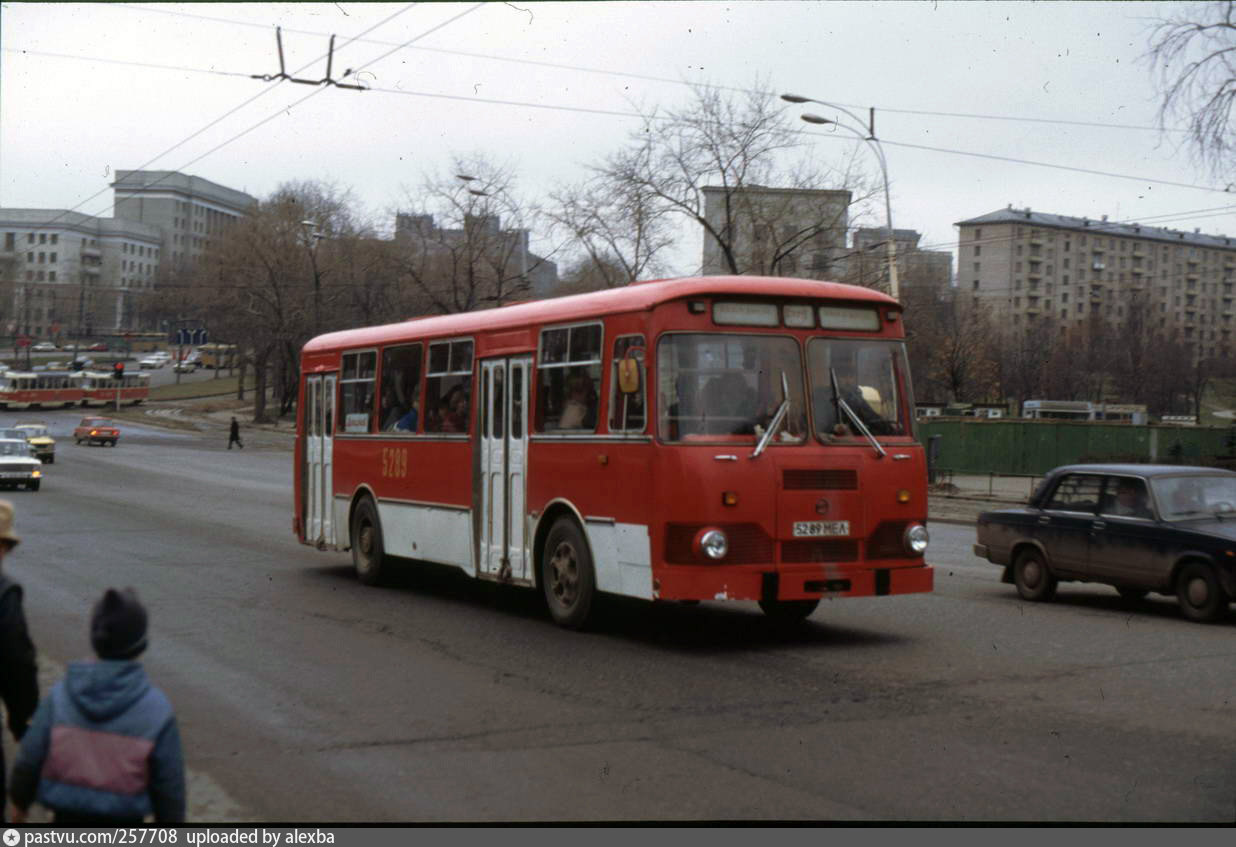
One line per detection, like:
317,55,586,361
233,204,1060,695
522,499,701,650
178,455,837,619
546,149,675,290
392,156,551,314
1145,1,1236,182
595,81,877,278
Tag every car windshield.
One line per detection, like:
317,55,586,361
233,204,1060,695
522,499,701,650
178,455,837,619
807,339,912,440
0,440,30,457
656,334,806,444
17,427,45,437
1150,474,1236,520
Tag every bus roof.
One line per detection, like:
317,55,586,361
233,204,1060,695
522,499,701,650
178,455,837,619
303,275,899,355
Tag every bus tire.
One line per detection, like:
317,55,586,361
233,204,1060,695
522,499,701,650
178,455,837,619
758,598,819,625
542,519,595,630
351,497,387,586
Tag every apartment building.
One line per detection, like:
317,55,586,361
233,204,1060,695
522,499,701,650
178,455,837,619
0,170,255,337
700,185,851,279
394,212,558,300
111,170,256,274
0,210,162,338
848,227,953,294
957,206,1236,359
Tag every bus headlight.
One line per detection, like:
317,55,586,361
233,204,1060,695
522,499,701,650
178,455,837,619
695,528,729,560
904,523,929,555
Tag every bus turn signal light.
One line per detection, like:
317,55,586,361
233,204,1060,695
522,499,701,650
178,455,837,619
897,489,911,504
722,491,739,507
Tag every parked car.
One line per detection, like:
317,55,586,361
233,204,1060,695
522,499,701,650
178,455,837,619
46,360,70,371
14,422,54,464
73,416,120,447
87,342,108,352
172,360,198,373
974,464,1236,623
0,438,43,491
138,355,166,369
30,342,57,352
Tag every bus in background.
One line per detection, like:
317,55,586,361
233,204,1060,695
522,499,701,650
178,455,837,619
0,371,83,410
295,276,933,629
1022,400,1147,423
107,331,166,354
79,370,149,407
196,343,237,370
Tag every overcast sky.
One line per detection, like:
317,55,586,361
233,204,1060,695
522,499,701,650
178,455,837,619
3,1,1233,277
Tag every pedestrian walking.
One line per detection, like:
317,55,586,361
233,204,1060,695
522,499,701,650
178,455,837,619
228,415,243,449
8,587,186,825
0,500,38,825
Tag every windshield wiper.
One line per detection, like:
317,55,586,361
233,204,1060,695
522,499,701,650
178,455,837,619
751,372,790,460
829,367,886,458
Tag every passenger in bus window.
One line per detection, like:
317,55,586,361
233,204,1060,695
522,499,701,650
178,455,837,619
440,385,468,433
380,384,408,432
559,375,592,429
395,400,419,432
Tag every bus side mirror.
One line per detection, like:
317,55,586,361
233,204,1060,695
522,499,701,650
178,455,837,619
618,358,641,394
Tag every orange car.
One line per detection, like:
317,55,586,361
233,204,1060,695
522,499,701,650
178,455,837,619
74,416,120,447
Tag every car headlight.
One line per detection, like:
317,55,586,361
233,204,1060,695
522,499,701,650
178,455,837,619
903,523,929,555
31,469,40,478
694,528,729,560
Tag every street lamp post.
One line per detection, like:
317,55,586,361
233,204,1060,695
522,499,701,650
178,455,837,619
301,221,324,335
782,94,900,300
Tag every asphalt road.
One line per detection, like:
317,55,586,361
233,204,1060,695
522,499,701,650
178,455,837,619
4,410,1235,823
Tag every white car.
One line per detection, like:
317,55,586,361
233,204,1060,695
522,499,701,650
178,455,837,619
30,342,57,352
138,355,167,369
0,438,43,491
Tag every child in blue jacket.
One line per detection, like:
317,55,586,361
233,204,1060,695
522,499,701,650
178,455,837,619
9,587,185,824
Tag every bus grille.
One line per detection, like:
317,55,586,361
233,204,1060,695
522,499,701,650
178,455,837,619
0,464,31,474
780,539,859,563
782,469,858,490
665,523,774,564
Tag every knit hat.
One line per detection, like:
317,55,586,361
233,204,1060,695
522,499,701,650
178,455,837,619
90,588,148,660
0,499,20,549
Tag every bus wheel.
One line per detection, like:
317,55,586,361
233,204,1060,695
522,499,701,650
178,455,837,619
542,519,595,630
758,598,819,625
1176,562,1226,623
351,498,387,586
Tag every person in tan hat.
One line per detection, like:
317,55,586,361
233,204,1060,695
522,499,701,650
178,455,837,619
0,499,38,824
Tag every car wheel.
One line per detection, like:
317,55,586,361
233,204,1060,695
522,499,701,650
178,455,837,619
758,598,820,625
75,438,82,445
27,481,39,492
350,497,387,586
1175,562,1227,623
1013,547,1057,602
542,518,596,630
1116,587,1148,603
46,456,54,465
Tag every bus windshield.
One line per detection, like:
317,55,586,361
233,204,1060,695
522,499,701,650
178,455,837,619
808,338,911,439
657,334,806,443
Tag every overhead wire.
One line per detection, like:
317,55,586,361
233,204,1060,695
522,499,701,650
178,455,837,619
106,2,1189,136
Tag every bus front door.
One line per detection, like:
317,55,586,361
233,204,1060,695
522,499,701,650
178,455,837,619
304,373,337,549
478,356,531,582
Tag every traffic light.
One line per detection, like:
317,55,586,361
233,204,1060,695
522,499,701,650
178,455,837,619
113,361,125,381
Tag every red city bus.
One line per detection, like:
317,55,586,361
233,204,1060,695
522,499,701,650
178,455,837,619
295,276,932,628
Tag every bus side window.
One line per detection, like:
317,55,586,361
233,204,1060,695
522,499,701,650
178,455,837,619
609,335,645,433
340,350,377,433
425,339,473,434
537,324,602,432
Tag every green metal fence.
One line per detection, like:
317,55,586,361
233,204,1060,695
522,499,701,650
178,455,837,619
920,419,1236,476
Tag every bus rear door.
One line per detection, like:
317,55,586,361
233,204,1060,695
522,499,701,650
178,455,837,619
304,373,337,548
478,356,531,582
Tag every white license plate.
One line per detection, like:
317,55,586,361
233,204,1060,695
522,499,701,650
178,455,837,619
792,520,849,537
0,473,29,479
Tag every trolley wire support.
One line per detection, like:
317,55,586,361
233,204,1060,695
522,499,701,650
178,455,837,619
250,27,366,91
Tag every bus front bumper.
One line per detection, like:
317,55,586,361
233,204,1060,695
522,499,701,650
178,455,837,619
653,561,933,602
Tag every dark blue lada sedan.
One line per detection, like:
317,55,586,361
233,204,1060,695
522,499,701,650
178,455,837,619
973,464,1236,623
